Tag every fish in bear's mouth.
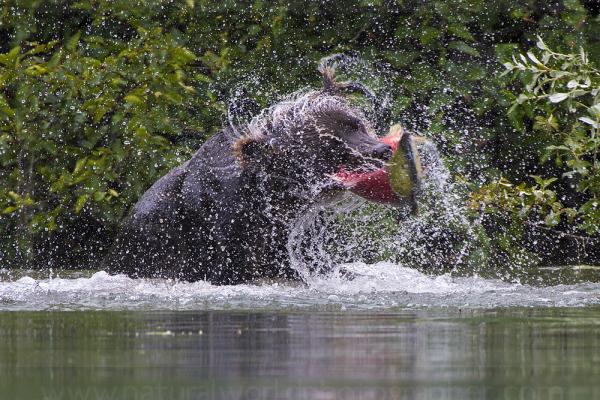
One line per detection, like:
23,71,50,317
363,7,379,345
332,124,426,210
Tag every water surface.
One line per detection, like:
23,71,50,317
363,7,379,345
1,263,600,399
1,308,600,400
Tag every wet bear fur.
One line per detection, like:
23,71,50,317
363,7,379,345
105,69,392,284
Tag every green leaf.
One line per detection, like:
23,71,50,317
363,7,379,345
419,28,440,45
124,95,144,105
2,206,18,214
526,51,542,65
544,212,560,227
0,46,21,66
74,194,89,213
548,93,569,103
536,36,547,50
447,24,474,41
448,41,480,57
93,191,106,202
24,64,49,76
0,95,14,117
66,31,81,51
73,158,87,175
532,175,557,188
495,43,518,60
25,40,59,56
170,47,196,65
7,191,21,202
579,117,598,128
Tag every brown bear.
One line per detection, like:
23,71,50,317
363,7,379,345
104,67,395,284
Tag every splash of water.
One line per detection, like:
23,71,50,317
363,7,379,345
391,138,486,273
286,192,367,280
285,135,485,283
1,266,600,311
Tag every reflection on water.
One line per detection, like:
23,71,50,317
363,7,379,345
1,309,600,400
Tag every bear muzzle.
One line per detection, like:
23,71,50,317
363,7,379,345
369,143,393,161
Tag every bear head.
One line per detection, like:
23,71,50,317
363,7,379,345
233,69,392,192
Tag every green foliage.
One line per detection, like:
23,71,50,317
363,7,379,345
0,24,220,265
476,38,600,235
471,176,576,225
0,0,599,268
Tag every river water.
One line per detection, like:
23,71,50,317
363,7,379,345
1,263,600,399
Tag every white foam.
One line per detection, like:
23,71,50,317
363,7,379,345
1,262,599,311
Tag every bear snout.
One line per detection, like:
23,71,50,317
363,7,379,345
370,143,393,161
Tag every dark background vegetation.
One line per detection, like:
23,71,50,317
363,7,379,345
0,0,599,271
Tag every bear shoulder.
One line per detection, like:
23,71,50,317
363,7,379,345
181,131,244,206
130,161,190,224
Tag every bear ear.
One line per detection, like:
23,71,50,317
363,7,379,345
234,136,270,167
